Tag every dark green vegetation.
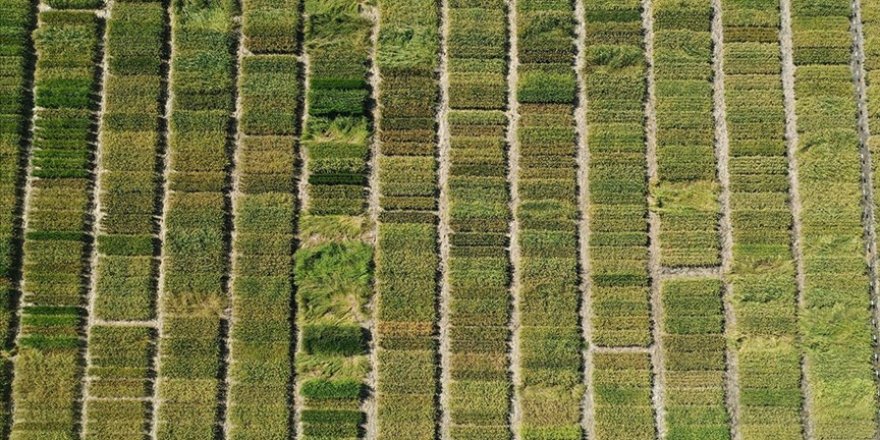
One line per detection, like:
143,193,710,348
3,0,880,438
446,0,511,438
84,0,165,436
296,0,372,438
12,9,100,440
0,0,33,431
515,1,583,439
374,1,440,438
227,0,301,437
155,0,235,437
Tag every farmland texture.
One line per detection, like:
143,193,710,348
4,0,880,439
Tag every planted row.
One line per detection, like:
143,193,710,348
651,0,719,268
583,0,651,349
375,0,440,438
226,0,301,437
84,0,166,436
791,0,877,437
660,278,729,439
0,0,33,431
720,1,803,437
12,9,101,440
445,1,511,438
295,1,372,439
155,0,235,437
583,1,654,438
515,0,582,438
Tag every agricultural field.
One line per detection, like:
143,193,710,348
4,0,880,439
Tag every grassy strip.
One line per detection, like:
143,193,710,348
226,0,302,437
651,0,720,268
721,0,802,437
583,0,651,348
791,0,877,437
446,1,511,438
84,0,165,436
0,0,34,433
515,1,583,438
155,0,235,437
295,1,373,439
375,0,440,438
660,278,729,439
11,9,101,440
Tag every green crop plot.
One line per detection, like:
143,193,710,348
2,0,880,438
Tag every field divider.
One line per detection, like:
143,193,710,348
778,0,813,434
81,1,112,434
851,2,880,433
364,5,381,440
436,0,452,438
222,13,246,438
572,0,592,437
504,1,522,438
150,0,174,437
642,0,666,436
709,0,740,436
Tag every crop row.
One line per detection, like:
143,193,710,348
652,0,720,268
583,0,651,349
720,1,802,438
0,0,32,431
226,0,301,437
83,0,165,437
660,279,729,439
445,1,511,438
583,1,655,438
374,0,440,438
592,350,653,440
295,1,372,439
154,0,235,437
515,1,582,438
11,9,101,440
791,0,877,437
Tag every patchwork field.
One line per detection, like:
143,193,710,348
3,0,880,438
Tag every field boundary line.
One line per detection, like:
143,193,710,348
222,10,247,438
436,0,453,437
642,0,667,436
150,0,176,436
292,6,312,437
778,0,813,436
572,0,594,437
709,0,741,437
80,3,111,437
505,0,523,438
364,4,382,440
850,3,880,436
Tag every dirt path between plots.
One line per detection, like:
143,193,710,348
436,1,453,439
709,1,741,438
572,0,594,437
364,4,382,439
777,0,814,436
641,0,667,436
849,4,880,439
505,0,523,438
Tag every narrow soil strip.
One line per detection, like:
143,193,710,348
777,0,813,435
505,0,523,438
709,0,741,437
